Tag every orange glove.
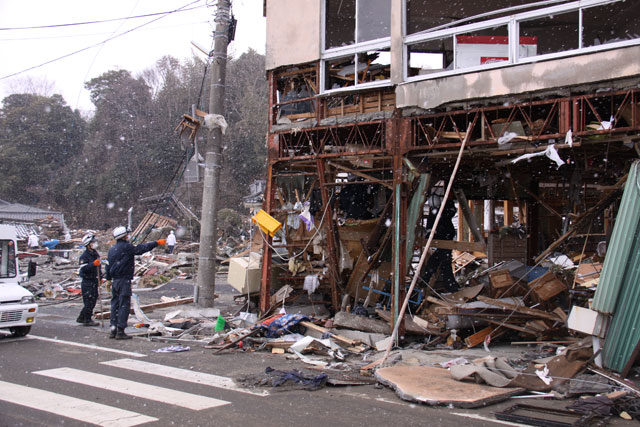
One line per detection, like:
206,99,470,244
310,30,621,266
157,239,167,245
92,259,101,266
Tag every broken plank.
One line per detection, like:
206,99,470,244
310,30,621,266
95,297,193,319
333,311,390,334
300,321,361,347
464,326,505,348
430,239,486,253
484,319,540,336
477,296,563,322
375,309,443,335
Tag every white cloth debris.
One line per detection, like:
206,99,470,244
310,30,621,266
564,129,573,147
535,365,553,386
203,114,228,134
299,202,313,231
548,254,575,269
303,274,319,295
498,131,519,145
598,115,615,130
511,144,565,168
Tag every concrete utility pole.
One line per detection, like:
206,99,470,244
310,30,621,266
197,0,231,307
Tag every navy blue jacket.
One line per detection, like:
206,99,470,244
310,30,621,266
79,248,101,282
106,240,158,281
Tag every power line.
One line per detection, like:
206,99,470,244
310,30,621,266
0,4,206,31
0,0,205,81
0,21,210,42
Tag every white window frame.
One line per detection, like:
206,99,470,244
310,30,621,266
403,0,638,83
321,0,393,94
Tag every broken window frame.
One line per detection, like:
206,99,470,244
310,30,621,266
403,0,638,83
321,0,392,94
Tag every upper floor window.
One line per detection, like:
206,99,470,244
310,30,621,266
325,0,391,49
404,0,640,81
323,0,392,92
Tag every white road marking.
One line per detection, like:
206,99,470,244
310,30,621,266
452,412,528,426
102,358,268,396
27,335,145,358
0,380,157,427
339,392,406,406
34,367,230,411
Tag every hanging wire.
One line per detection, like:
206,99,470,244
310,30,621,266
258,192,334,262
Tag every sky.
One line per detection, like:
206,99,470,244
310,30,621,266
0,0,266,113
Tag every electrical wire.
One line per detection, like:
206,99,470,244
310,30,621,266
259,191,334,262
0,20,210,42
0,0,204,81
0,4,206,31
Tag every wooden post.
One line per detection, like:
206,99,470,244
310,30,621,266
316,158,341,310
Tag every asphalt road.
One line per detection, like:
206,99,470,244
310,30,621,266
0,279,604,427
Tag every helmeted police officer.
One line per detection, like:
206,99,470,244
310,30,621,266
77,233,101,326
105,226,166,339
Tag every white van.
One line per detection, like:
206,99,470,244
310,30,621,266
0,225,38,337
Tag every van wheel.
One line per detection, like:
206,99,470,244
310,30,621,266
9,326,31,337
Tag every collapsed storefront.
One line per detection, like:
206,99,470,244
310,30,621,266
255,0,640,376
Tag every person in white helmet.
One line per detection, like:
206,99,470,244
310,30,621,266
76,233,101,326
105,226,166,339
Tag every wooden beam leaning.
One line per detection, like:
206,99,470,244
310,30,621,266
316,158,342,310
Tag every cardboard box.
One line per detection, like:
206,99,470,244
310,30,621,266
227,253,261,294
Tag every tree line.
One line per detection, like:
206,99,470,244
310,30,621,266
0,50,267,229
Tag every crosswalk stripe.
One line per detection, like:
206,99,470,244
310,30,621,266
102,358,269,396
27,335,146,358
0,380,157,427
34,367,231,411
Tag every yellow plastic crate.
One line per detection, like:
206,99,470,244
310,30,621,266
252,209,282,237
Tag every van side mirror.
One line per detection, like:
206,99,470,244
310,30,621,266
27,260,37,278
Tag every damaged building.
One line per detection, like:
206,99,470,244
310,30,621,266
255,0,640,376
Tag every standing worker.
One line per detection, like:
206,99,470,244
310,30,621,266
105,226,166,339
76,233,101,326
28,233,39,249
166,230,177,254
419,197,459,293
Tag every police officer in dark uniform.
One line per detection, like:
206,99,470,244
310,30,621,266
105,226,166,339
76,233,101,326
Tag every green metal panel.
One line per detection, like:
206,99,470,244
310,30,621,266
593,160,640,314
405,174,429,270
602,223,640,373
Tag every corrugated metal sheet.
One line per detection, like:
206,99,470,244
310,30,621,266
602,228,640,373
592,160,640,314
588,160,640,373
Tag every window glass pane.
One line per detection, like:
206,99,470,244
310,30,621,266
356,0,391,42
406,0,544,35
325,56,357,90
407,37,453,76
0,240,16,278
519,10,579,58
455,26,509,69
326,0,355,49
582,2,640,48
358,49,391,82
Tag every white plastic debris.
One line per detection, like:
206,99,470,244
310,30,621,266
564,129,573,147
303,274,320,295
498,131,519,145
511,144,565,168
535,365,553,386
203,114,228,134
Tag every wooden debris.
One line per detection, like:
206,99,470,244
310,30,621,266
95,297,193,319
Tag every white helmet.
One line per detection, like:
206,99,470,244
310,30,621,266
81,233,95,247
113,226,128,240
